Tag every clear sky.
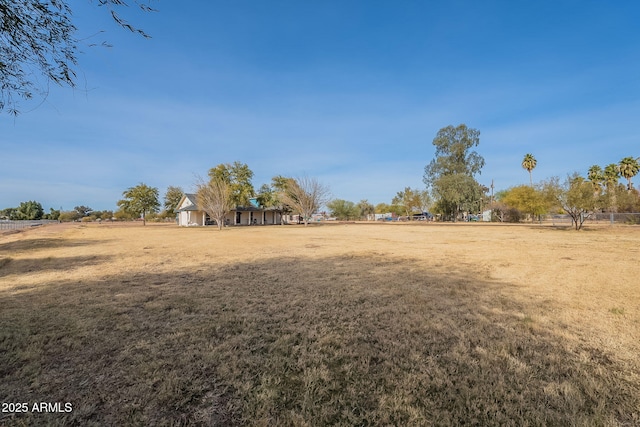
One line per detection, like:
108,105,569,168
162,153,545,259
2,0,639,211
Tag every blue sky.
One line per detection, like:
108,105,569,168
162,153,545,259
2,0,639,211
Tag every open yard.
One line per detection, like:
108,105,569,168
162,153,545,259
1,222,639,426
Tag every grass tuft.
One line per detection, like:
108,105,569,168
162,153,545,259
0,257,12,269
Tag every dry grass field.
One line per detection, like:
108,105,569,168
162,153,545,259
1,221,639,426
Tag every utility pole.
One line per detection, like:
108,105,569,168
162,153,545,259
490,179,494,205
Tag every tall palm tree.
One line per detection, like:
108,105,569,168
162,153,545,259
587,165,604,195
521,153,537,186
603,163,620,212
618,156,640,191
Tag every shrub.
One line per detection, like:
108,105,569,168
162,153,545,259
58,211,81,222
506,208,522,223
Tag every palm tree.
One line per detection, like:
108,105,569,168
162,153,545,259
587,165,604,196
618,156,640,191
521,153,537,186
603,163,620,212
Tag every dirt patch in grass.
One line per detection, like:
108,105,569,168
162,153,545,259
1,223,639,425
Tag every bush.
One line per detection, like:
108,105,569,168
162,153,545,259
506,208,522,223
145,212,161,222
59,211,81,222
113,209,134,221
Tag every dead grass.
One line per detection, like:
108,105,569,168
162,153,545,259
1,222,639,426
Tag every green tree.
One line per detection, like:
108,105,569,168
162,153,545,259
357,199,375,220
90,210,113,221
424,124,485,185
543,174,601,230
418,190,432,214
58,210,81,222
619,156,640,191
522,153,537,186
1,0,155,115
45,208,61,220
15,200,44,220
256,176,295,224
0,207,17,220
271,175,290,192
431,173,484,221
208,162,255,207
423,124,485,221
113,208,135,221
617,187,640,213
327,199,360,220
74,205,93,217
163,186,185,217
587,165,605,196
256,184,275,208
500,185,547,222
374,202,403,216
392,187,422,219
117,183,159,225
603,163,621,212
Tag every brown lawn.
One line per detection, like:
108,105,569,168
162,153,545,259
1,222,639,426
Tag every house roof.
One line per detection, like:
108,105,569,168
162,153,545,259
236,206,266,212
176,193,199,212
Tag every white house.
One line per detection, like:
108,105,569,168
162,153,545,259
176,194,282,227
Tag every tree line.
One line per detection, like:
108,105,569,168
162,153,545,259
325,124,638,230
107,163,331,227
0,203,109,222
326,124,487,222
494,152,640,229
4,125,637,230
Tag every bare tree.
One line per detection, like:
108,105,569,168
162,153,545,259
196,177,234,231
280,176,330,226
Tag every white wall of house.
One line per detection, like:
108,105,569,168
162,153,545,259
178,209,282,226
263,211,281,225
178,211,187,226
179,210,205,226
